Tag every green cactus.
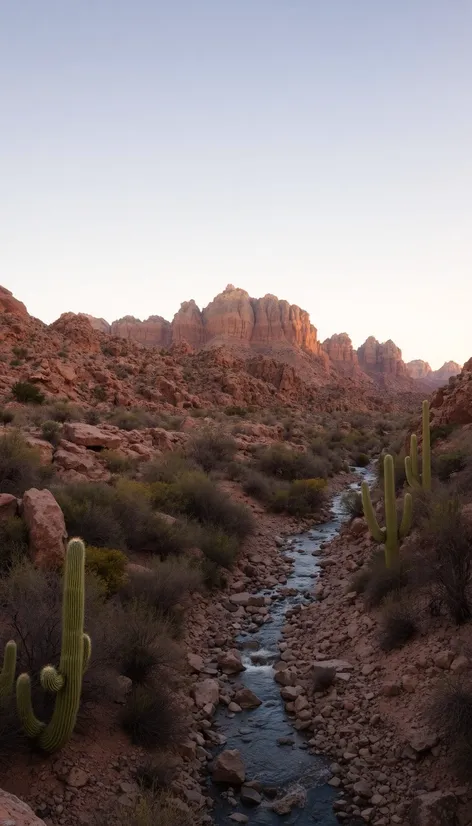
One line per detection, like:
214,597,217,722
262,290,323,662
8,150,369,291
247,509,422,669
16,537,92,752
361,454,413,568
0,640,17,700
405,400,431,491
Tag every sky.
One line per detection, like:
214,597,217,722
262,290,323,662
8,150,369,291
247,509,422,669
0,1,470,369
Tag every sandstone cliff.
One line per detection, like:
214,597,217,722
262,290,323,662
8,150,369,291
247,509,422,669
431,358,472,425
407,359,462,389
322,333,359,366
357,336,408,377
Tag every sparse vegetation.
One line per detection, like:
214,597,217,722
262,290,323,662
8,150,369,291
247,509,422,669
341,489,363,519
120,683,185,748
379,595,417,651
85,546,128,595
0,432,50,496
187,428,237,472
11,381,45,405
429,677,472,778
41,419,63,445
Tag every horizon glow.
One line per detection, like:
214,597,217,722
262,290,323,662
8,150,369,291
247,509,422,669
1,1,470,370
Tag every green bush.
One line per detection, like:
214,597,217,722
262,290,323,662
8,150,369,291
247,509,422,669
0,432,48,496
142,453,196,484
187,429,237,472
0,516,29,570
122,557,202,617
354,452,369,468
196,525,238,568
242,470,277,502
255,444,329,481
11,381,45,404
271,478,327,516
100,449,136,474
434,451,467,482
85,546,128,595
172,472,254,540
41,420,63,446
430,423,455,446
108,408,159,431
45,401,84,423
341,490,364,519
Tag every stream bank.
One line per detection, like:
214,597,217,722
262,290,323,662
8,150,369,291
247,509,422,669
205,468,374,824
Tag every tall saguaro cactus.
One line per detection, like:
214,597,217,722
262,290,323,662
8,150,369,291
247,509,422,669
405,400,432,491
16,538,91,753
362,454,413,568
0,640,17,699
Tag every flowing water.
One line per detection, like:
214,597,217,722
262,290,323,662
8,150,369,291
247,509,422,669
210,467,376,825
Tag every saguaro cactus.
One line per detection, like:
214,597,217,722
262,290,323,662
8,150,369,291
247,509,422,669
362,454,413,568
16,537,92,752
405,400,431,491
0,640,17,699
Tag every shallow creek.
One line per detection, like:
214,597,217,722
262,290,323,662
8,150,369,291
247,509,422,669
210,467,376,825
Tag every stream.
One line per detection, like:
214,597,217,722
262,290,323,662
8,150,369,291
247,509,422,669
210,467,375,825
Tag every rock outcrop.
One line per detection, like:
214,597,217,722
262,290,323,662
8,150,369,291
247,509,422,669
0,789,47,826
0,285,29,318
110,315,172,348
322,333,358,366
22,488,67,569
357,336,408,377
172,300,205,348
431,357,472,426
407,359,462,389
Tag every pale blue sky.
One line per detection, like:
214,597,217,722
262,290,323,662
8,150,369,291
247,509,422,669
1,1,470,368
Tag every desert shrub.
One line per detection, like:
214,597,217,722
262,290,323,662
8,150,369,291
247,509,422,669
85,409,101,425
0,432,47,496
94,791,194,826
428,678,472,778
310,437,331,459
121,683,186,748
379,596,417,651
46,401,84,423
161,472,254,541
118,601,184,685
0,560,121,714
41,419,63,446
122,557,202,617
85,546,128,595
311,666,336,693
100,449,136,474
354,452,369,468
359,552,410,609
141,453,195,484
430,423,455,446
136,755,177,792
187,429,237,472
434,451,467,482
376,452,407,490
255,444,329,481
0,409,14,426
195,525,239,569
225,405,248,417
0,516,29,570
11,381,45,404
201,557,228,589
242,470,277,502
225,460,247,481
271,478,327,516
108,408,158,431
341,490,363,519
54,483,127,550
414,498,472,624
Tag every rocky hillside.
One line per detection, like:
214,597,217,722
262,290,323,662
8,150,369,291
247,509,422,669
431,357,472,425
406,359,462,389
0,285,423,414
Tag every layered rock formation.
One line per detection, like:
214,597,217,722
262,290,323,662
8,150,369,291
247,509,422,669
110,315,171,348
357,336,408,377
407,359,462,389
431,358,472,425
0,285,28,318
322,333,358,366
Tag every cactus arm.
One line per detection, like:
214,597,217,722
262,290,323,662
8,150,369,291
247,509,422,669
0,640,17,699
361,481,384,543
41,666,64,693
422,400,431,491
82,634,92,674
405,456,418,489
383,455,399,568
16,673,45,739
399,492,413,538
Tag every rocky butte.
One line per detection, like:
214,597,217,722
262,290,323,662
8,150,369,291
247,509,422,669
406,359,462,389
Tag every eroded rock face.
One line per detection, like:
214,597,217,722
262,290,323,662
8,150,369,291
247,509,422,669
0,285,29,318
172,300,205,348
204,285,255,342
407,359,432,380
110,315,172,348
22,488,67,569
63,422,121,449
431,358,472,425
322,333,358,364
0,789,47,826
357,336,408,376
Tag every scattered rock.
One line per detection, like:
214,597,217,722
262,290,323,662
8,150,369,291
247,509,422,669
408,790,458,825
234,688,262,709
193,678,220,709
212,750,246,785
22,488,67,568
217,650,245,675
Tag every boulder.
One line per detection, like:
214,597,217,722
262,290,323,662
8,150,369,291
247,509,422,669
193,678,220,709
63,422,121,449
217,650,245,675
233,688,262,709
408,790,458,825
0,789,47,825
187,653,204,673
22,488,67,568
212,749,245,785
